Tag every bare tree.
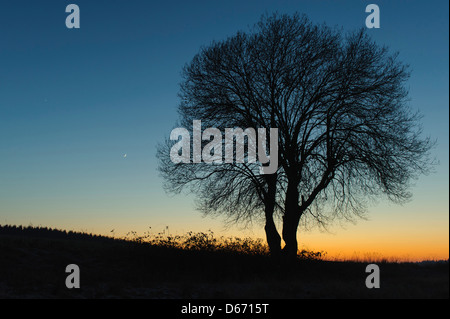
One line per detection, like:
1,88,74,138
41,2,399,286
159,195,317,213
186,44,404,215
157,13,434,258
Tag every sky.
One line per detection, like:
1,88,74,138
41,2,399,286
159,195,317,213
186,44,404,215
0,0,448,261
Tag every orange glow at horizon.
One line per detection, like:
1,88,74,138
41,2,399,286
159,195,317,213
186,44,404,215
90,215,448,262
7,200,448,263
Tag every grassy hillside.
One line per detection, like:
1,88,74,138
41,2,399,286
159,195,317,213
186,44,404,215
0,225,448,298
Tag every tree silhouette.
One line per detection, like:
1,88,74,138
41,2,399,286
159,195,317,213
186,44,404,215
157,13,434,258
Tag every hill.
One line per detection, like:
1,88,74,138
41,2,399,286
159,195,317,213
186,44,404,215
0,225,448,298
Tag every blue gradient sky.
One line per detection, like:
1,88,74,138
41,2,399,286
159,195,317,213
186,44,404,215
0,1,448,260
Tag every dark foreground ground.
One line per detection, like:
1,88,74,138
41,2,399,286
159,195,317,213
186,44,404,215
0,226,448,299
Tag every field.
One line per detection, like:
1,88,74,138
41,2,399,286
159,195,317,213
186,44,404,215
0,225,448,299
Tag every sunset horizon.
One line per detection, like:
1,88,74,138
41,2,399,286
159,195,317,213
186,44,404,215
3,201,447,262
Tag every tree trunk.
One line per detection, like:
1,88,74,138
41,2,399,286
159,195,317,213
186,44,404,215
265,211,281,256
264,173,281,256
282,182,301,258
